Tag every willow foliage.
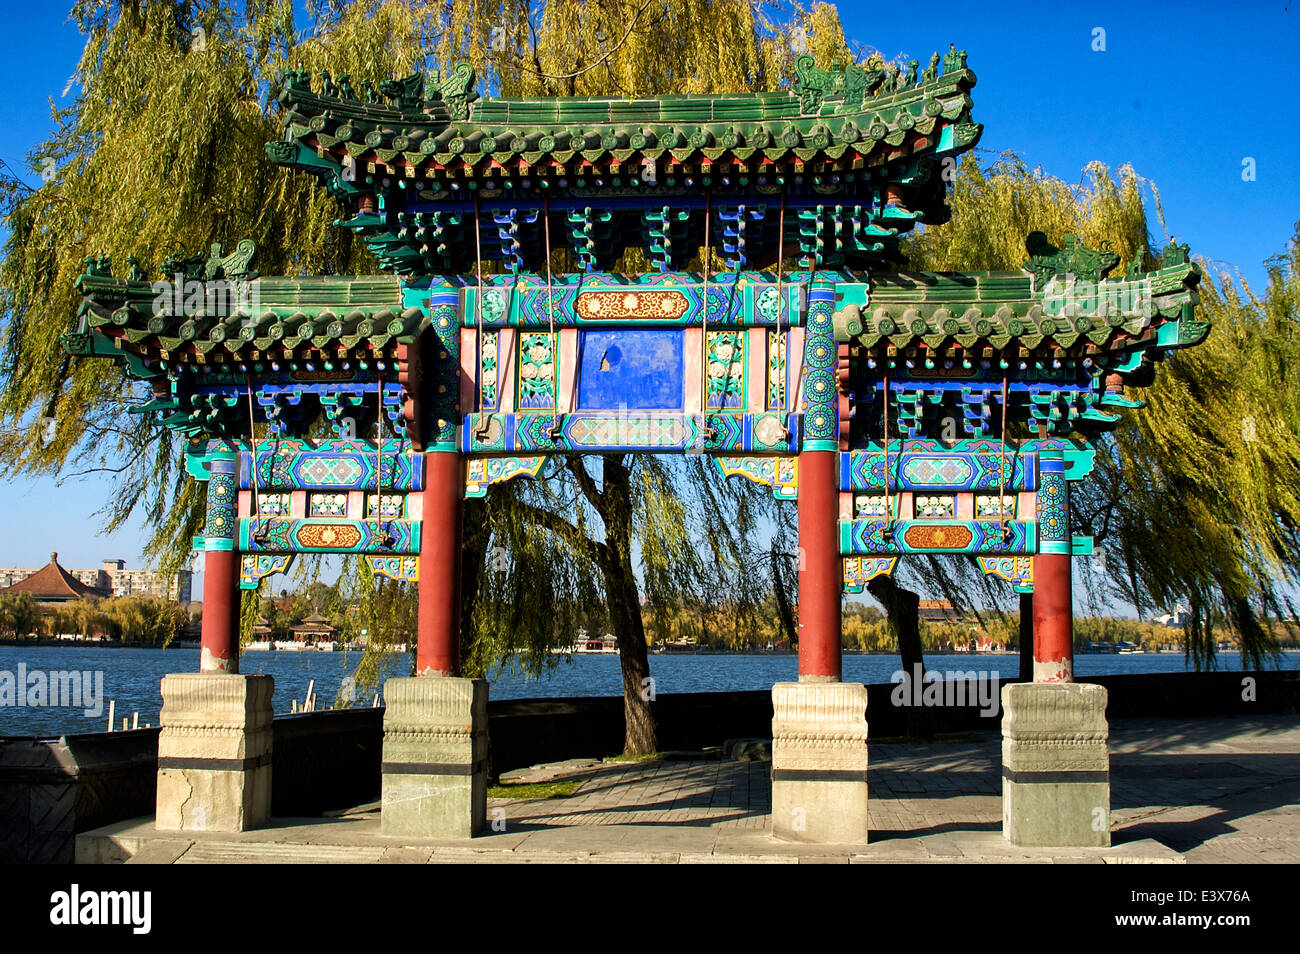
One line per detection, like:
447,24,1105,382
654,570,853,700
905,153,1157,277
907,152,1298,668
1097,236,1300,668
0,0,441,572
459,453,783,678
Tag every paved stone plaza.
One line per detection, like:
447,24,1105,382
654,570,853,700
77,715,1300,864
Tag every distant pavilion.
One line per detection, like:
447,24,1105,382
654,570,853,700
0,552,107,605
290,614,338,644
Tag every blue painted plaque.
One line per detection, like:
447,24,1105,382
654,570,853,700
577,330,684,410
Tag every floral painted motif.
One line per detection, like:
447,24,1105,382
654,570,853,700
518,332,556,409
706,331,745,410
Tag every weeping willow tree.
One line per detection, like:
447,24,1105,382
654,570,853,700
1,0,853,754
463,455,786,752
0,0,443,570
1084,233,1300,668
906,153,1157,275
905,152,1298,669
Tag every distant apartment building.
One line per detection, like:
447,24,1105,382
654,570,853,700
0,555,192,603
95,559,194,602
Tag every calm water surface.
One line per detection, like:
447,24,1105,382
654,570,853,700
1,644,1296,738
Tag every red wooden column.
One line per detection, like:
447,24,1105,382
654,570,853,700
200,552,239,673
200,455,240,673
796,281,843,681
416,451,464,676
1032,451,1073,682
798,452,842,681
1032,554,1073,682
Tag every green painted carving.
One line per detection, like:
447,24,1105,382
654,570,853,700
379,71,424,109
1023,232,1121,285
793,54,884,114
1162,240,1191,267
950,122,983,150
157,239,257,283
1178,306,1212,346
438,63,478,121
517,332,557,410
706,331,745,410
922,51,941,83
942,45,968,73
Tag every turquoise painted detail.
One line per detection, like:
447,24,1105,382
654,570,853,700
1036,452,1070,555
839,519,1037,556
239,553,295,590
801,282,839,449
185,454,214,481
202,455,239,553
239,517,421,555
415,284,461,451
459,272,824,328
1063,448,1097,481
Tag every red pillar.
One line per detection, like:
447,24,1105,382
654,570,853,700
1032,553,1073,683
200,550,239,673
798,449,842,681
416,452,464,676
199,455,240,673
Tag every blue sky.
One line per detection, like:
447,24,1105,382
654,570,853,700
0,1,1295,602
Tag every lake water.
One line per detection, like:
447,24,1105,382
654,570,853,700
1,643,1296,738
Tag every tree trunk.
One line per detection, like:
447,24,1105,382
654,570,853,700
600,455,657,755
607,560,656,754
867,574,931,739
868,575,924,674
770,541,797,650
458,497,488,669
1018,592,1034,682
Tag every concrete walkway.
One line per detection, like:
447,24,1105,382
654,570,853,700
77,715,1300,864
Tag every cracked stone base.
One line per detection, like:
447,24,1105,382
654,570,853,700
155,673,273,833
381,676,488,838
1002,681,1110,848
771,682,869,844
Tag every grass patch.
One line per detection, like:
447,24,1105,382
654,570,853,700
603,752,662,763
487,780,581,799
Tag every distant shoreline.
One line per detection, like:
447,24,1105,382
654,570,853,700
1,639,1294,656
0,638,191,650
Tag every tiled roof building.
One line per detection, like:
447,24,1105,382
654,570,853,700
0,553,108,604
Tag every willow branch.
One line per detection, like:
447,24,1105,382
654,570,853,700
511,498,611,569
565,454,606,515
507,0,661,82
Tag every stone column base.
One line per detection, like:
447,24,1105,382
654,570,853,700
771,681,869,843
381,676,488,838
156,673,273,832
1002,682,1110,847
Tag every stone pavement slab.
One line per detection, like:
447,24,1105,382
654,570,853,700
74,715,1300,864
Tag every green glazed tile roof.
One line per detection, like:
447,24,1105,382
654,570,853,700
263,50,983,275
70,264,420,363
834,238,1205,355
268,52,979,177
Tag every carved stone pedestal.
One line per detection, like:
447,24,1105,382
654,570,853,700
155,673,273,832
1002,681,1110,847
771,681,869,843
381,676,488,838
